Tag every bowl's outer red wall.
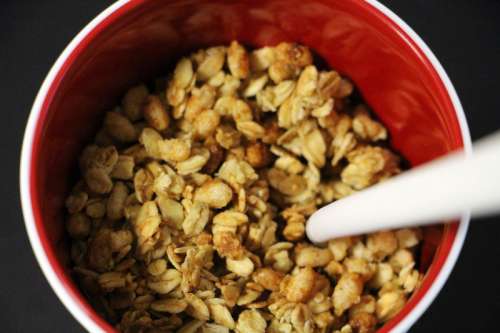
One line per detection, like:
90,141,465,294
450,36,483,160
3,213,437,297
30,0,464,331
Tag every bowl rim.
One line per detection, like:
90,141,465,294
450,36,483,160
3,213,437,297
19,0,472,332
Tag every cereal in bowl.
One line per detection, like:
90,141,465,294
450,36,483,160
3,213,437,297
65,41,422,333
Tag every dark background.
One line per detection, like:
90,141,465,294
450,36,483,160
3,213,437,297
1,0,499,332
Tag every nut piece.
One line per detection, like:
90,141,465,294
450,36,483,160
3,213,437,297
197,47,226,81
148,269,182,294
250,47,275,72
143,95,170,131
107,181,129,220
134,168,154,203
296,65,318,96
269,42,313,83
151,298,188,313
66,213,91,239
65,191,88,214
334,78,354,98
389,249,414,273
269,61,295,84
110,230,133,253
366,231,398,260
395,228,421,249
158,138,191,163
86,198,106,219
236,121,265,140
341,146,399,190
104,111,137,143
324,261,344,279
368,263,394,289
295,246,333,267
88,229,113,272
235,310,267,333
213,211,248,227
214,231,245,260
267,168,307,196
226,257,254,277
349,312,377,333
167,81,186,107
194,180,233,209
98,272,126,291
349,295,376,316
275,42,313,68
344,258,376,282
216,125,241,149
245,142,272,169
217,159,258,189
173,57,194,89
328,237,353,261
122,84,148,121
220,74,241,96
333,273,364,316
139,127,163,159
185,85,216,121
134,201,161,246
156,196,184,229
177,320,204,333
79,145,119,173
376,291,406,321
111,155,135,180
208,301,235,329
253,268,284,291
85,168,113,194
147,259,167,276
176,148,210,175
185,293,210,321
284,267,316,303
352,105,387,142
227,41,249,79
300,123,326,168
183,201,210,237
193,109,220,138
203,142,226,174
243,74,268,97
221,284,241,308
283,222,305,241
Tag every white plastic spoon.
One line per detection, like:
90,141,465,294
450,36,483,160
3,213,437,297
306,130,500,243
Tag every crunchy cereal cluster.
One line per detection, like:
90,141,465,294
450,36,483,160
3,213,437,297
66,41,423,333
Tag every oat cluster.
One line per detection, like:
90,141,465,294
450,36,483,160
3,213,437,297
65,41,423,333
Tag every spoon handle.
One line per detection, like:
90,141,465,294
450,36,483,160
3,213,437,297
306,131,500,243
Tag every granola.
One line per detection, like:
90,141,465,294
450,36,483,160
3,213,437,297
65,42,422,333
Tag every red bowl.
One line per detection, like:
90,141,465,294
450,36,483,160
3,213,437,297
20,0,471,332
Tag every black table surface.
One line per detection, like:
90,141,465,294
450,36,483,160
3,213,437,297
1,1,499,332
